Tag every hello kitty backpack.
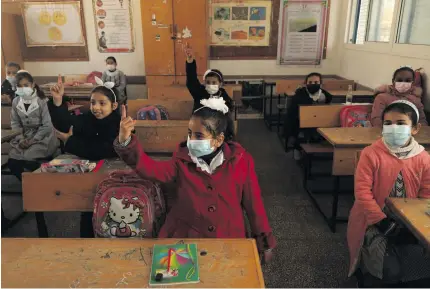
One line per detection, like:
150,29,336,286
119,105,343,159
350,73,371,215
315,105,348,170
93,170,166,238
340,105,372,127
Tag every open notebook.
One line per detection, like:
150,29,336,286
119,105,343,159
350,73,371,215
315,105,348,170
149,243,199,286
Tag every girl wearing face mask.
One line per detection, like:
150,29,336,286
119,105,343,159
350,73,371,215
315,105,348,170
283,72,333,159
371,66,427,127
348,100,430,287
1,62,21,104
7,71,58,180
184,45,233,112
101,56,127,109
115,98,276,265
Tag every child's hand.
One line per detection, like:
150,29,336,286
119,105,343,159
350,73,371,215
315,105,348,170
184,43,194,63
55,126,73,143
50,82,65,106
19,139,31,149
119,105,136,143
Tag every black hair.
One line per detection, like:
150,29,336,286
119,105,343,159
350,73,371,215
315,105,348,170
205,69,224,83
192,107,234,142
305,72,322,84
5,62,21,70
106,56,117,64
91,85,119,107
15,71,46,99
392,67,415,82
382,102,418,126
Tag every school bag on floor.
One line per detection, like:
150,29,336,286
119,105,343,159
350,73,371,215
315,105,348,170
93,170,166,238
136,105,169,120
340,105,372,127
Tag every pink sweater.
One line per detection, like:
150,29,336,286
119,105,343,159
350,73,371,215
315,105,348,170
347,139,430,276
371,86,428,127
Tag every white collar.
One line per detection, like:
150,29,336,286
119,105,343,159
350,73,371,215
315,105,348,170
188,150,224,174
16,96,39,116
383,137,425,159
308,89,322,101
105,69,119,77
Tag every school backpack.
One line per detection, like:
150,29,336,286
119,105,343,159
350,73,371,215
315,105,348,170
93,170,166,238
340,105,372,127
136,105,170,120
414,68,423,89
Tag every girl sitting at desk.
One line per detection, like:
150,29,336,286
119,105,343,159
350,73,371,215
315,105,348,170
283,72,333,160
101,56,127,108
48,76,121,238
348,100,430,287
114,97,276,264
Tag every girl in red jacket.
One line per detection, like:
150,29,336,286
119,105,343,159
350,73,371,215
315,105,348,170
114,98,275,264
348,100,430,287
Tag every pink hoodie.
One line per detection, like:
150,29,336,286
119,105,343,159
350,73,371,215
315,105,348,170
371,85,428,126
347,139,430,276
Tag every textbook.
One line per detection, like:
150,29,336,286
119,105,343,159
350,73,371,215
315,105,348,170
149,243,199,286
40,159,103,173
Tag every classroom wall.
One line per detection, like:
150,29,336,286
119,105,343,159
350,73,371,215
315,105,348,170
336,0,430,110
23,0,145,76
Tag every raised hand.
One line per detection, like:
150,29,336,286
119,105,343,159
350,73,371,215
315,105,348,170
50,76,65,106
119,105,135,143
184,43,194,63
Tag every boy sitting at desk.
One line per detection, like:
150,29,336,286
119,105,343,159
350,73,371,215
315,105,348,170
1,62,21,104
283,72,333,160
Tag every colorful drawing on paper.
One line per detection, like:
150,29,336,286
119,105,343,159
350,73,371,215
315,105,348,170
214,28,230,41
231,29,248,40
214,7,231,20
249,26,265,40
250,7,266,20
288,18,318,33
232,7,248,20
149,243,199,286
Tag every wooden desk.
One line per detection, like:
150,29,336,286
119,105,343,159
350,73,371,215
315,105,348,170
1,238,265,288
386,198,430,249
318,127,430,176
1,129,19,143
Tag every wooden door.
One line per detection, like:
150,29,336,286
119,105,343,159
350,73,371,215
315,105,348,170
172,0,208,79
141,0,175,76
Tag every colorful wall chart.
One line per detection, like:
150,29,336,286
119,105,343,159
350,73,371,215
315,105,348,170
21,1,85,47
209,0,272,47
277,0,328,65
93,0,135,53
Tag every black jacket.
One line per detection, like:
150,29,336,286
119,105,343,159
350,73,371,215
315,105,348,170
186,60,233,112
47,100,121,161
284,87,333,140
1,79,15,101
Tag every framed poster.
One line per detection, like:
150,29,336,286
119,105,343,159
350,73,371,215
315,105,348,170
277,0,328,65
209,0,272,47
93,0,135,53
21,1,86,47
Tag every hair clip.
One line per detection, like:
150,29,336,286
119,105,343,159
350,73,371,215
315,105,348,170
390,100,419,119
95,76,117,103
17,70,30,74
400,65,413,69
195,97,229,114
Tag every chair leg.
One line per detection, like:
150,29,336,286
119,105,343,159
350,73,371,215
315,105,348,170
330,176,340,233
35,212,49,238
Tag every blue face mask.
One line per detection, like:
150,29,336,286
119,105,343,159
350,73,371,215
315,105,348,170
382,125,412,148
187,136,215,158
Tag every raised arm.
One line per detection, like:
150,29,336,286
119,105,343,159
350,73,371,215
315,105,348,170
114,105,177,183
185,45,205,101
47,82,75,133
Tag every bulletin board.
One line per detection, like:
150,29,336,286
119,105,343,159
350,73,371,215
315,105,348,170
13,0,89,61
209,0,280,59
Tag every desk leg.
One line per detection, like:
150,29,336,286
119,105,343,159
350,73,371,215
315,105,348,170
330,176,340,233
35,212,48,238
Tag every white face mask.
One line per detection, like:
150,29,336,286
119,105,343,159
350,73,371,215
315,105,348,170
107,64,116,72
16,87,35,100
205,84,219,95
394,82,412,94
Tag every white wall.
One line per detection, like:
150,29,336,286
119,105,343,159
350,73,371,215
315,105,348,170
24,0,145,76
336,0,430,109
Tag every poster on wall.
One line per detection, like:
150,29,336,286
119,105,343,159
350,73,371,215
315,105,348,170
21,1,86,47
277,0,328,65
93,0,135,53
209,0,272,47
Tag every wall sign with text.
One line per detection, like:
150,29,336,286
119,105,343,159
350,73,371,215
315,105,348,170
93,0,135,53
209,0,272,47
277,0,328,65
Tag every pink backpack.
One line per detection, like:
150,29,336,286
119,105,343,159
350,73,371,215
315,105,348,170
93,170,166,238
340,105,372,127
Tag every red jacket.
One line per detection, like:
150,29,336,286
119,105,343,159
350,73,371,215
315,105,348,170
114,135,276,251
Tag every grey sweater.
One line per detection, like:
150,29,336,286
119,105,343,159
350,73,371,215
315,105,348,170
101,69,127,103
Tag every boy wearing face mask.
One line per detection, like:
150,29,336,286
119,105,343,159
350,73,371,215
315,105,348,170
283,72,333,158
101,56,126,108
7,71,58,180
348,100,430,287
371,66,428,127
184,45,233,112
1,62,21,104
